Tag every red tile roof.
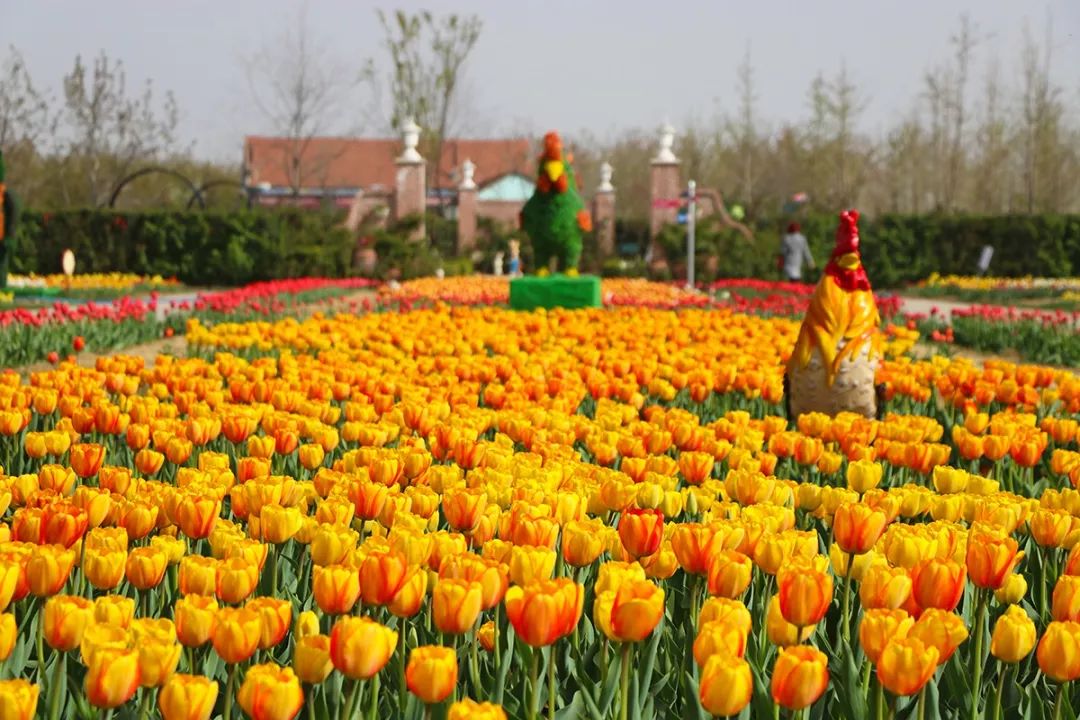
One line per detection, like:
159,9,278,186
243,136,534,192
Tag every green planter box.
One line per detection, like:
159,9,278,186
509,275,602,310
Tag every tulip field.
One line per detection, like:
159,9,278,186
2,276,1080,720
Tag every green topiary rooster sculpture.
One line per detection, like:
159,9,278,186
519,132,592,276
0,151,19,290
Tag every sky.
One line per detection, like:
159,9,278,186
4,0,1079,162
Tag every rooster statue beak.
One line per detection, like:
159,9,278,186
543,160,564,183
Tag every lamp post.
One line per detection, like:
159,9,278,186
686,180,696,290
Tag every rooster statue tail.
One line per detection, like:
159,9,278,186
785,209,884,420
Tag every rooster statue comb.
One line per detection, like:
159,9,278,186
785,209,884,420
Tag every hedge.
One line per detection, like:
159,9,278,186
654,212,1080,287
11,209,1080,288
12,209,355,286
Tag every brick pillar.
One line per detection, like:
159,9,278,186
593,161,616,259
456,159,478,254
648,124,680,268
394,118,426,240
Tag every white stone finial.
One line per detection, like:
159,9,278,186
460,158,477,189
654,122,677,163
598,162,614,192
398,118,423,163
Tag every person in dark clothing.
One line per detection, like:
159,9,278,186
0,151,19,290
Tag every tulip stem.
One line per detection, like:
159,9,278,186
342,677,362,720
991,661,1006,720
138,689,154,720
367,673,379,720
470,623,483,700
1052,682,1066,720
916,686,926,720
838,552,855,647
874,678,884,720
619,643,632,720
47,651,65,720
970,589,987,720
493,605,501,669
224,664,237,720
600,638,609,688
35,601,46,683
269,544,278,598
548,643,557,720
529,647,540,720
398,628,408,714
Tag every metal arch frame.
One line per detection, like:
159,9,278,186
107,166,203,209
185,179,247,209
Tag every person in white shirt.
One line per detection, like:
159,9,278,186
780,222,815,282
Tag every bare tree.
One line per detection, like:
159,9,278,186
1017,16,1066,213
247,4,360,195
60,52,179,206
0,46,55,200
724,45,766,215
0,47,52,155
369,10,482,198
972,59,1010,213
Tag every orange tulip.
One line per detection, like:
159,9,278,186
698,653,753,717
966,526,1021,590
596,579,664,643
433,578,483,635
907,608,969,664
406,645,458,705
126,546,169,590
910,558,966,612
505,578,583,647
859,608,914,665
247,597,292,650
313,564,361,615
158,674,219,720
771,645,829,711
617,508,663,559
214,557,259,605
28,545,76,597
359,549,409,606
211,607,261,664
876,637,939,695
175,595,218,648
671,523,725,576
833,502,888,555
236,663,304,720
777,564,832,627
693,619,747,665
860,565,912,613
1038,621,1080,682
329,616,397,680
85,647,140,708
70,443,106,479
443,487,487,533
44,595,94,651
706,550,753,599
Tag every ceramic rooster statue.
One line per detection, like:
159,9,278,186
785,209,885,420
520,132,592,276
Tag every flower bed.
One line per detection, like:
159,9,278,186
910,304,1080,366
909,273,1080,305
0,278,378,368
709,279,904,318
0,305,1074,717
